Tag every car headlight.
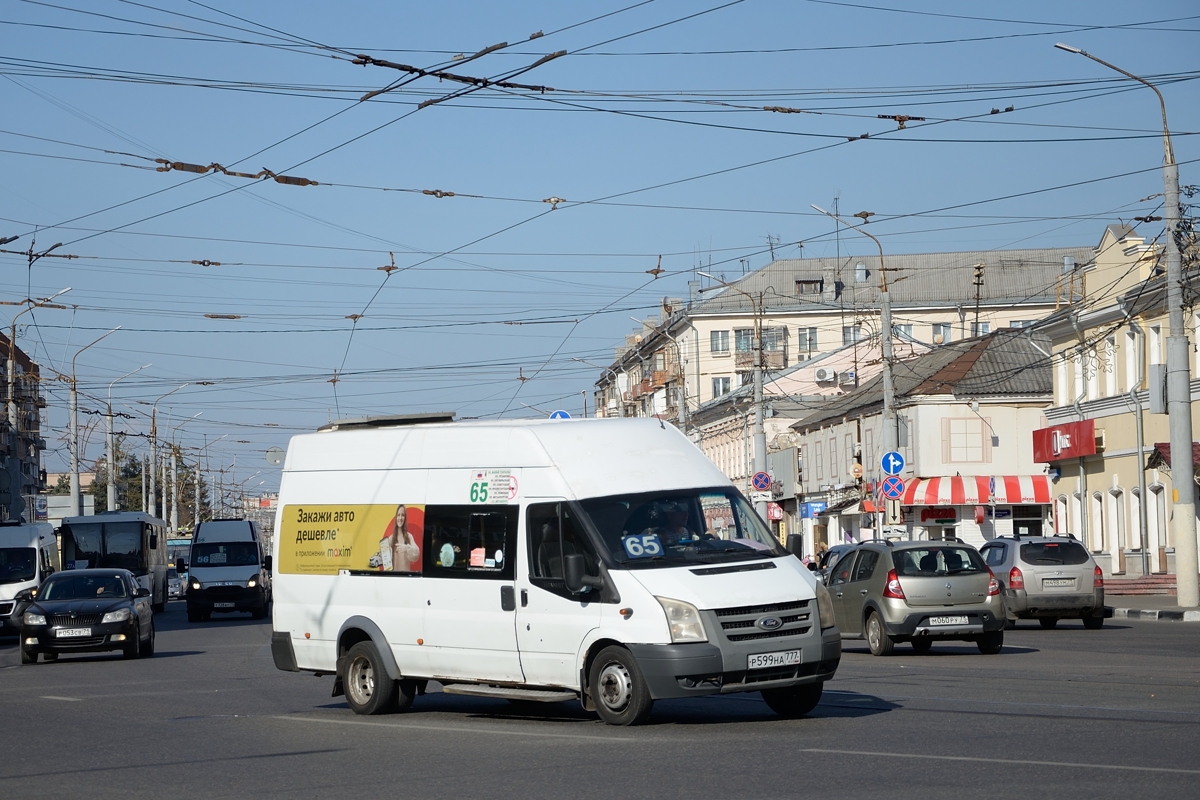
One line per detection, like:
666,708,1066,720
655,596,707,643
247,575,257,588
23,611,46,626
101,608,133,624
814,581,836,630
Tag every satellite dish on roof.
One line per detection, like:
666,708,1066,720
265,447,284,466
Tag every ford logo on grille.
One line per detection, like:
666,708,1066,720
756,616,783,631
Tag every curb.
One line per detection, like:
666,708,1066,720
1107,606,1200,622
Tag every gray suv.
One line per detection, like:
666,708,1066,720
827,540,1006,656
979,535,1104,629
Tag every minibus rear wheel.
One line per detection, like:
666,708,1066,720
343,641,397,715
588,646,653,726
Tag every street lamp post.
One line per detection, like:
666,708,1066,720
146,383,188,521
572,358,624,418
698,271,767,519
169,412,202,533
107,363,151,511
1055,43,1198,608
69,327,121,517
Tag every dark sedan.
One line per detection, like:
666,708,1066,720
18,569,155,664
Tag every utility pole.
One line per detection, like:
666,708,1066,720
195,457,201,531
147,383,188,522
972,263,985,334
1056,43,1198,608
69,327,120,517
141,454,147,512
698,272,767,519
171,449,178,533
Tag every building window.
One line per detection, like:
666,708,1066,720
842,326,863,345
944,418,986,463
711,377,731,398
894,323,913,340
932,323,953,344
1125,328,1142,392
814,442,823,481
710,330,729,354
734,329,754,353
796,327,817,352
1150,325,1162,365
1104,337,1117,397
1055,351,1068,406
970,321,991,337
1009,320,1036,329
844,433,855,475
796,279,821,295
737,372,752,387
828,437,837,480
652,352,665,372
761,327,785,352
1055,495,1069,534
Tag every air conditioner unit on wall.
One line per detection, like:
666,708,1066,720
814,367,836,383
838,370,857,385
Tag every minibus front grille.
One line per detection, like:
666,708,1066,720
725,626,811,642
0,602,13,616
714,599,809,617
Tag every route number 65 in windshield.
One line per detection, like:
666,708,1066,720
621,533,663,559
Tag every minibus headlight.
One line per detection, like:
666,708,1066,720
247,575,257,588
101,608,132,624
815,582,836,630
190,577,202,591
655,596,707,643
23,612,46,626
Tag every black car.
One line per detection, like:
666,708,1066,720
18,568,156,664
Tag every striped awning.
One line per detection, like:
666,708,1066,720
901,475,1052,506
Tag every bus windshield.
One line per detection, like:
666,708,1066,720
0,547,37,584
577,488,787,569
66,522,147,574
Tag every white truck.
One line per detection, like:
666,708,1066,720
270,415,840,726
0,521,57,634
183,519,271,622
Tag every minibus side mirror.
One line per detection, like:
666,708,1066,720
263,555,272,572
149,534,158,550
563,554,602,594
176,558,187,573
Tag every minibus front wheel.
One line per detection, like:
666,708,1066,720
588,645,654,726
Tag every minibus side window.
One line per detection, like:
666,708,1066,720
422,505,517,580
526,502,600,600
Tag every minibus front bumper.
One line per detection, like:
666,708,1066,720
627,626,840,700
187,584,266,614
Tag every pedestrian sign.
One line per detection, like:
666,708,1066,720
752,471,771,491
881,476,905,500
881,450,905,476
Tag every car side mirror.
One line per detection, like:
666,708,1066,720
263,554,272,572
563,554,602,595
176,558,187,573
135,587,151,598
14,588,33,602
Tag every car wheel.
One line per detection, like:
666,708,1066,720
1039,617,1059,629
251,603,268,620
977,631,1004,655
141,619,156,657
761,683,823,718
910,638,933,654
589,645,654,726
343,641,398,715
123,628,141,659
20,647,37,664
1082,615,1104,630
865,612,895,656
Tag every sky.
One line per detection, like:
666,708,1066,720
1,0,1197,495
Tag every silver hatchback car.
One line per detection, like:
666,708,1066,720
827,540,1006,655
979,535,1104,629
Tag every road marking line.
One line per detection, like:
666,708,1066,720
799,749,1200,775
272,714,633,742
41,696,82,702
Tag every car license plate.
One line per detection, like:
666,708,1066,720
56,627,91,638
1043,578,1075,588
928,615,969,626
748,650,801,670
214,602,235,608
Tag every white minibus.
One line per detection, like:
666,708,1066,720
0,521,56,634
270,415,840,726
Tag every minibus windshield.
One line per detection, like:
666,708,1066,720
0,547,37,584
578,488,786,568
192,542,259,567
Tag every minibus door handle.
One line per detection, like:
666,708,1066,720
500,585,516,612
520,589,528,607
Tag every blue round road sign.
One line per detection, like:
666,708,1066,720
549,410,571,419
881,450,906,476
752,471,771,491
882,476,905,500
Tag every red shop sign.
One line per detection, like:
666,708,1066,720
1032,419,1096,463
920,507,958,523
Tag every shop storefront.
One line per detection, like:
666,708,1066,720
900,475,1053,546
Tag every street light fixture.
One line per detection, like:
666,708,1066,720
69,326,121,516
698,271,768,518
107,363,151,511
1054,43,1197,608
168,412,202,533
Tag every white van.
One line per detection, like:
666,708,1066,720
0,521,57,634
184,519,271,622
270,415,840,726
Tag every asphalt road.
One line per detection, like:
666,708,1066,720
2,604,1198,799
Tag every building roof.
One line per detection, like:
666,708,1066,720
791,327,1051,431
691,246,1093,315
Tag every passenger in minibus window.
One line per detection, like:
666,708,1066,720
377,505,420,572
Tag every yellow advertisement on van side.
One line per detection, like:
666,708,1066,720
278,504,425,575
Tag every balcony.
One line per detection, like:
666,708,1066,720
734,350,787,370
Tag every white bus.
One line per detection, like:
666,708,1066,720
59,511,169,612
270,415,839,726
